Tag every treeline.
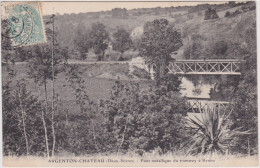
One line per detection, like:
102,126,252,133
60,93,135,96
50,1,255,54
74,22,134,61
5,21,134,62
55,1,252,20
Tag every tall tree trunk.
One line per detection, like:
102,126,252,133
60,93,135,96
99,51,105,61
18,90,29,156
97,53,102,61
51,80,56,157
118,52,124,61
51,75,56,157
51,14,56,157
43,81,50,158
91,119,100,155
188,36,192,59
117,117,128,156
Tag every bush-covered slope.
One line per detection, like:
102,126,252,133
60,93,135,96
50,2,255,61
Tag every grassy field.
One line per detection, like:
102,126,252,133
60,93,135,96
2,63,151,114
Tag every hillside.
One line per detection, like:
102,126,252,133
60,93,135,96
47,1,255,61
174,6,256,60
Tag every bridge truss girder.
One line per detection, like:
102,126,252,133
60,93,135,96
187,99,230,113
165,60,241,75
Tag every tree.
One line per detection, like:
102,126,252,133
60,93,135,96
1,19,18,82
12,46,33,62
225,11,231,17
99,80,187,155
229,53,257,154
1,19,16,64
213,41,228,58
111,8,128,18
138,19,182,86
228,1,237,8
74,22,90,60
27,15,68,157
112,28,133,61
184,34,204,60
3,80,47,156
219,20,257,154
64,65,103,154
204,7,219,20
89,23,110,61
2,18,49,157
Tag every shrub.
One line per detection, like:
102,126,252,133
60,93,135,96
228,1,237,8
183,41,203,60
192,88,202,96
112,8,128,18
185,105,251,155
214,41,228,57
225,10,243,18
233,9,242,15
249,5,256,10
225,11,231,17
100,80,187,155
204,7,219,20
3,81,48,156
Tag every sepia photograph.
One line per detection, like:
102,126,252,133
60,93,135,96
1,1,258,167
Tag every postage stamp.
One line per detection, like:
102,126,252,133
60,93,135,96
1,2,46,47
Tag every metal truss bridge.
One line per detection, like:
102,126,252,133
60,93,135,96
187,98,230,113
186,99,232,120
165,59,241,75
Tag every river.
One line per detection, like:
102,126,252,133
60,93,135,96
129,57,213,98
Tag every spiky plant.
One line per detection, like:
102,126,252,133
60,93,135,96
184,105,250,156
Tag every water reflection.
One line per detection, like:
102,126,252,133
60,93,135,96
180,77,212,98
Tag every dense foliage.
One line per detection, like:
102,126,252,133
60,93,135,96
3,81,48,156
99,80,187,155
112,28,133,60
139,19,182,86
204,7,219,20
89,23,110,61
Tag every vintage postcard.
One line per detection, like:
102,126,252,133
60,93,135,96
1,1,258,167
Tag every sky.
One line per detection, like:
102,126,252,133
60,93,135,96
41,1,228,16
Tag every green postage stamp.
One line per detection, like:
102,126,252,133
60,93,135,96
1,2,46,47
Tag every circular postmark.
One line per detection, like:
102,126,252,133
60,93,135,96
3,4,35,47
